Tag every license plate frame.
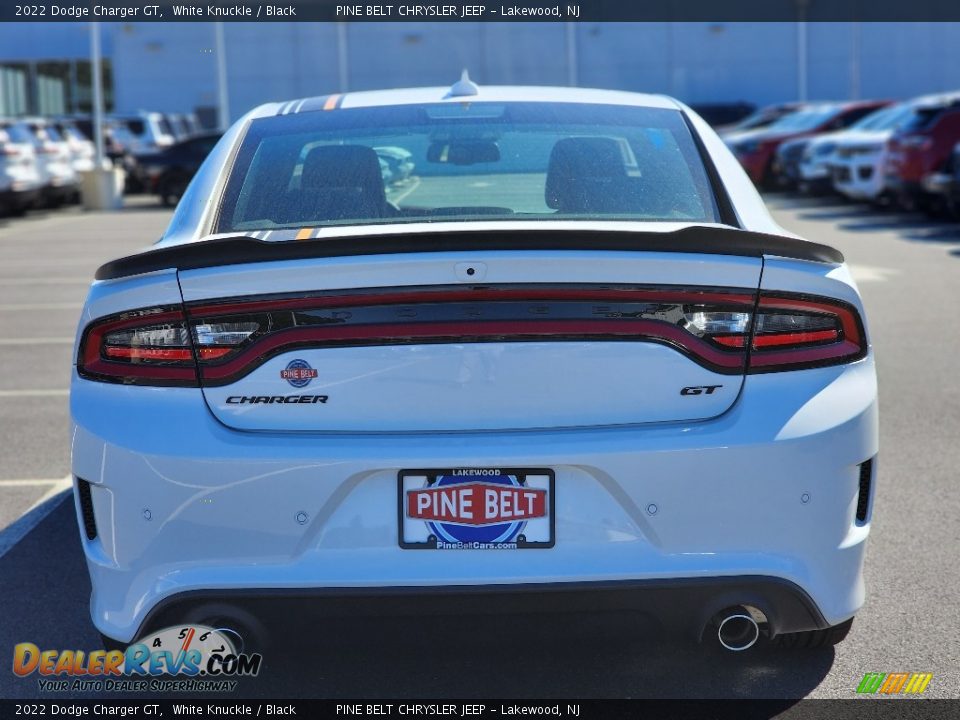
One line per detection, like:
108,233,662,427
398,467,555,550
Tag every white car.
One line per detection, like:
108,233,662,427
110,111,177,155
832,94,960,203
18,118,79,207
790,103,903,194
0,119,43,215
71,83,878,654
52,119,97,174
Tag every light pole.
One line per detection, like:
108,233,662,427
81,21,122,209
796,1,809,102
90,21,105,168
850,21,861,100
214,22,230,131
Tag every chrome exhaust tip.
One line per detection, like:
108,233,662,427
716,611,761,652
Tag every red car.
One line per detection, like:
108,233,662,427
723,101,889,187
885,94,960,212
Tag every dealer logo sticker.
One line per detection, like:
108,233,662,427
399,468,554,550
280,359,318,388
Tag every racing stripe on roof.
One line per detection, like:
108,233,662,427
323,94,343,111
292,94,335,114
295,228,314,241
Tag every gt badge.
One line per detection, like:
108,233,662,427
681,385,722,396
281,359,318,388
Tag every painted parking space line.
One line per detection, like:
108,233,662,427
0,476,72,559
0,478,69,486
0,338,73,345
0,389,69,397
848,265,900,283
26,477,73,513
0,303,83,311
0,278,89,285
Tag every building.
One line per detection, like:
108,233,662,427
2,22,960,122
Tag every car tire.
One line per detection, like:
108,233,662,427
99,632,128,653
776,617,854,649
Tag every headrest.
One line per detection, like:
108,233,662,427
545,137,639,213
301,144,385,197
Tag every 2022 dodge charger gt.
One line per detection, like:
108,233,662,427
71,82,877,653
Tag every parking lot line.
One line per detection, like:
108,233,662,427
0,303,83,311
0,337,74,345
0,478,68,486
0,389,69,397
0,278,90,285
26,477,73,513
0,476,72,560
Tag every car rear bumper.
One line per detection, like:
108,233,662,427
133,576,829,645
71,356,878,642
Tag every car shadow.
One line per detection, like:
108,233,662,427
0,500,834,706
241,614,835,704
899,225,960,243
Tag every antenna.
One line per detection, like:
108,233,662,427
446,69,479,98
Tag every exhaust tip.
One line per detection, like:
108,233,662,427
716,611,761,652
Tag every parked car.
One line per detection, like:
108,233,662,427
375,145,415,184
948,142,960,217
725,100,889,188
781,102,909,195
715,102,805,135
828,101,925,204
73,83,876,654
50,118,97,174
164,113,195,142
134,131,222,206
884,93,960,214
110,112,177,155
0,119,43,215
17,117,79,207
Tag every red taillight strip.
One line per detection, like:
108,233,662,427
752,329,839,348
198,319,746,384
189,287,755,318
747,294,867,371
714,329,841,349
103,346,233,361
104,347,194,362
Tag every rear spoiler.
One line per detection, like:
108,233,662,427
95,226,844,281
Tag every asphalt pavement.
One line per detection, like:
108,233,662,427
0,193,958,701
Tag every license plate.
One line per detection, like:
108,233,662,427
398,468,555,550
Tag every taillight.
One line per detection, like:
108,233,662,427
76,288,867,386
78,308,260,385
78,307,198,385
688,293,865,371
745,293,866,372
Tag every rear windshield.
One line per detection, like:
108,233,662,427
1,123,34,144
851,103,913,132
767,106,840,132
900,106,953,133
217,102,720,232
121,119,147,136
